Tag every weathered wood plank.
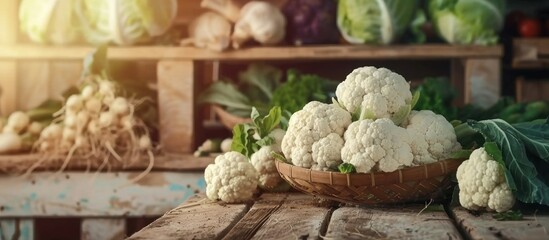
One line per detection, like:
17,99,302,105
0,171,205,217
127,195,250,240
250,193,333,240
81,218,126,240
0,219,34,240
17,61,51,110
0,0,18,115
0,153,215,173
158,60,196,154
0,45,503,61
464,58,501,108
325,204,462,240
452,207,549,240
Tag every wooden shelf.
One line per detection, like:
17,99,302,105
512,38,549,69
0,44,502,61
0,153,215,173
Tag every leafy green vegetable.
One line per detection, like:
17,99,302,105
428,0,504,45
271,69,336,113
449,149,473,159
239,63,282,103
199,81,255,116
338,163,356,174
337,0,418,44
463,119,549,205
413,77,457,120
231,106,283,159
492,210,523,221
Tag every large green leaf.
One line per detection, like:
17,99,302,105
468,119,549,205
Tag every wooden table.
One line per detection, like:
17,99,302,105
128,192,549,240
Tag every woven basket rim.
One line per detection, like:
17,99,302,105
275,159,464,187
211,105,251,129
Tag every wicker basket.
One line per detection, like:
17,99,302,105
275,159,463,205
211,105,252,130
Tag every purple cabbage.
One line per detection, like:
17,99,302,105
282,0,340,45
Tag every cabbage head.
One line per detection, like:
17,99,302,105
77,0,178,45
428,0,504,45
337,0,418,44
19,0,81,45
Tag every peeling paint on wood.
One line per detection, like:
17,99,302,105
0,172,205,217
452,207,549,240
0,219,34,240
81,218,126,240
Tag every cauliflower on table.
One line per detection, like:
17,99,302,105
251,128,286,189
405,110,462,165
335,66,413,123
281,101,352,170
205,151,259,203
342,118,414,173
457,147,515,212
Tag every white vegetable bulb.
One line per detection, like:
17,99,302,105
6,111,30,133
232,1,286,49
184,12,232,52
110,97,129,116
81,85,96,100
0,133,23,154
66,95,84,111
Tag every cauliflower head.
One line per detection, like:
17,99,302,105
335,66,413,121
405,110,462,165
456,147,515,212
281,101,351,169
250,129,286,189
341,118,414,173
204,151,259,203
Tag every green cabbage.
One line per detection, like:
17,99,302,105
337,0,418,44
77,0,177,45
19,0,82,45
428,0,505,45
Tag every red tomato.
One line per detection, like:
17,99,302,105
519,18,542,38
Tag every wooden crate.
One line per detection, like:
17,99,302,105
516,77,549,102
512,38,549,69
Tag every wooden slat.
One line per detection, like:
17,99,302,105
250,193,333,240
0,0,19,116
0,171,205,217
81,218,126,240
464,58,501,107
16,61,51,110
451,59,466,106
222,193,288,239
127,195,250,240
325,205,462,239
158,60,196,153
452,207,549,240
0,45,503,61
512,38,549,69
0,153,215,173
0,219,34,240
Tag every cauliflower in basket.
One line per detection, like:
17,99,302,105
281,101,352,170
335,66,413,124
205,151,259,203
457,147,515,212
341,118,414,173
405,110,462,165
251,128,286,189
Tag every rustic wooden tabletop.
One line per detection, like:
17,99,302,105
127,192,549,240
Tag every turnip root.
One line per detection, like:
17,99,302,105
0,132,23,153
231,1,286,49
81,85,95,100
28,122,43,135
6,111,30,134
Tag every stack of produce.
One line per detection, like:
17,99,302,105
19,0,178,45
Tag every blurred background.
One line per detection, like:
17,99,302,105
1,0,549,239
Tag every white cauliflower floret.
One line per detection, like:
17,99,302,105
251,129,286,189
204,152,259,203
335,66,413,121
456,147,515,212
341,118,414,173
405,110,462,165
281,101,352,170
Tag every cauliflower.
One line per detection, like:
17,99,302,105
281,101,352,170
342,118,414,173
456,147,515,212
204,152,259,203
251,129,286,189
335,66,413,122
405,110,462,165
